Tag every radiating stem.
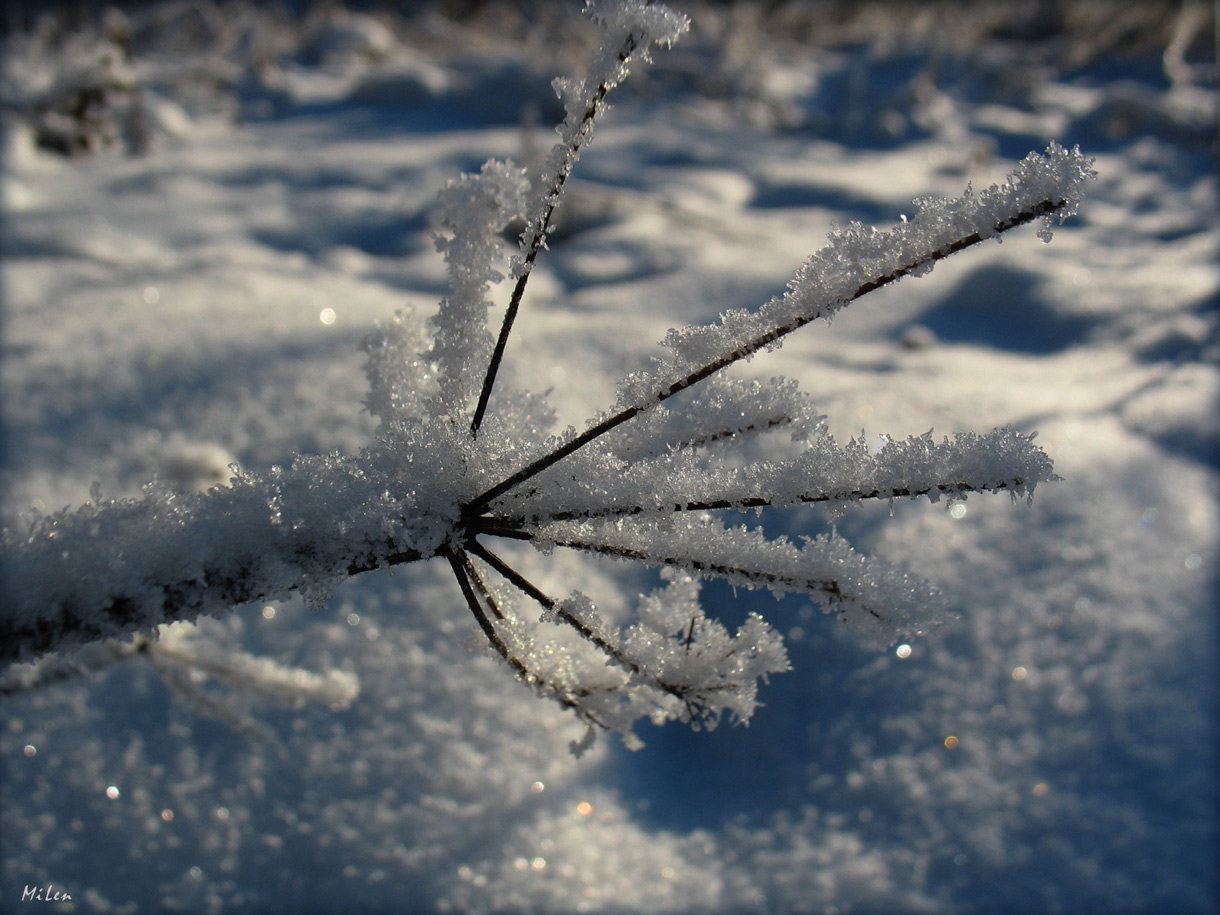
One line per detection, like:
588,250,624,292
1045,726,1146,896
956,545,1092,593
485,476,1038,528
466,539,710,713
465,197,1070,513
446,549,529,679
467,540,634,669
448,548,611,727
479,528,882,621
470,34,640,436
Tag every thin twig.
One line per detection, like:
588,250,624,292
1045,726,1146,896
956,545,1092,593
478,528,881,620
445,549,530,680
459,553,506,622
449,548,610,727
467,540,632,669
610,414,794,458
464,197,1069,514
470,34,640,436
467,539,713,711
485,476,1035,528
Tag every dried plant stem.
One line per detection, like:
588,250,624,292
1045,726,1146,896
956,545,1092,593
470,34,639,436
467,539,717,715
468,540,631,668
477,524,880,619
449,548,611,728
446,550,528,677
489,476,1039,527
465,197,1070,515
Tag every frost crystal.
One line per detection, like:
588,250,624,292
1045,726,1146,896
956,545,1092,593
431,160,530,417
616,143,1096,413
0,0,1091,751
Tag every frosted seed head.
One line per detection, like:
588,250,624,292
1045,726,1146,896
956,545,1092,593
584,0,690,50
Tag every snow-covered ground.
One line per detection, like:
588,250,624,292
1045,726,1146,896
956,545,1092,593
2,3,1217,912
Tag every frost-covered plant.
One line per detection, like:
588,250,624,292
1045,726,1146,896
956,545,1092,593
0,0,1094,750
0,21,139,156
1,619,359,741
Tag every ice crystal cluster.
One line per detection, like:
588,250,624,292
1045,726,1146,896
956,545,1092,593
0,0,1094,749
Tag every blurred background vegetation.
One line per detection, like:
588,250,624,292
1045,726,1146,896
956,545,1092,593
3,0,1213,160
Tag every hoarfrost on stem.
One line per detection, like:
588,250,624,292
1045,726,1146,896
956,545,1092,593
0,0,1092,749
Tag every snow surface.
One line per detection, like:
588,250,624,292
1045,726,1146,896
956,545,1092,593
2,3,1217,913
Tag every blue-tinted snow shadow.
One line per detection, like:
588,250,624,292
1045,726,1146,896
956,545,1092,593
98,162,442,262
6,328,372,480
748,182,895,226
613,589,886,832
798,48,945,151
250,212,429,260
610,507,914,833
907,263,1096,354
242,96,479,138
242,56,566,137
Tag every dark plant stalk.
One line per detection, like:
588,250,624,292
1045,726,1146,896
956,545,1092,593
609,414,795,460
470,34,640,436
468,539,718,714
465,197,1070,515
486,476,1039,528
461,553,507,622
451,548,613,728
476,524,880,620
446,550,529,678
468,540,631,667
